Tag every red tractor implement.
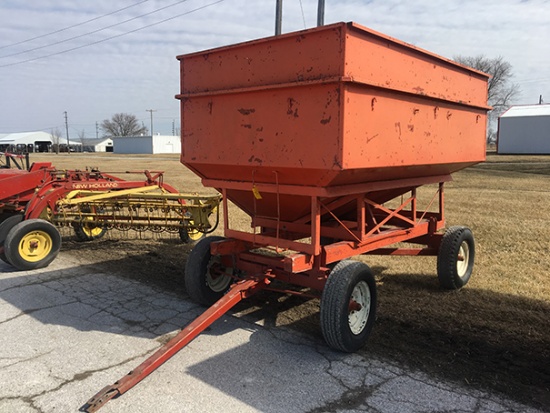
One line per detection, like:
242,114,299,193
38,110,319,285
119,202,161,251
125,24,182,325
0,154,220,271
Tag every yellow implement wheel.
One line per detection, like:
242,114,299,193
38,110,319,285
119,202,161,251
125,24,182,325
18,230,52,262
73,219,107,242
179,220,205,244
4,219,61,270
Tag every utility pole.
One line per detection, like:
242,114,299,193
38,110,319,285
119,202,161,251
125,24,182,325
96,121,99,139
64,111,70,154
146,109,157,136
172,119,175,136
275,0,283,35
317,0,325,26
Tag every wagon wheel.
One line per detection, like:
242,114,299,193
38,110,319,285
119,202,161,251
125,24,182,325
72,204,107,242
179,220,205,244
320,260,377,353
4,219,61,271
0,214,23,264
73,219,107,242
185,236,233,306
437,226,475,290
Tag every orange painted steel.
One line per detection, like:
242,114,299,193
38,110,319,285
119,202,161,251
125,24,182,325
176,22,489,224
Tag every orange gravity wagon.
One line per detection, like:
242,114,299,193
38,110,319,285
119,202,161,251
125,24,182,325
82,22,489,411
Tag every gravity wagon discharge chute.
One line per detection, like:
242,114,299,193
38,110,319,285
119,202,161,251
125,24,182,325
80,21,490,412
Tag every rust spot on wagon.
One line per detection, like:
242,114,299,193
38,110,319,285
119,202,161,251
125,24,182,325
320,116,331,125
238,108,256,115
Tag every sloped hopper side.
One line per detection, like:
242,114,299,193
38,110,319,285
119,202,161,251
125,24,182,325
176,22,489,222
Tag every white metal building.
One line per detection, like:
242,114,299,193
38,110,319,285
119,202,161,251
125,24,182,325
113,135,181,154
81,138,113,152
497,104,550,154
0,131,81,152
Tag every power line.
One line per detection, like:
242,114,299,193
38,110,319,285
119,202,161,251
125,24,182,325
0,0,191,59
0,0,225,68
299,0,307,29
0,0,151,51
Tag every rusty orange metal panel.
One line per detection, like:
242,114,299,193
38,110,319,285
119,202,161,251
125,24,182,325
343,22,489,108
176,22,489,219
179,24,345,94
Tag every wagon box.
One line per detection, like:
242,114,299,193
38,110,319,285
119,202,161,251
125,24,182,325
177,22,489,187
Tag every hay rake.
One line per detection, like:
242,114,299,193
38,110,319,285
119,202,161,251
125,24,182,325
54,185,220,242
0,159,221,271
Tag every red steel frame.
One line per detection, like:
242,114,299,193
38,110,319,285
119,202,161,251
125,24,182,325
208,174,449,291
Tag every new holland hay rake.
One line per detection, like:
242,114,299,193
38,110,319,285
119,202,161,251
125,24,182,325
54,185,221,242
0,158,221,271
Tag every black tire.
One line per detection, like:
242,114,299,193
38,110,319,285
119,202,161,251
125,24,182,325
320,260,377,353
184,236,233,306
437,226,475,290
0,212,17,224
73,221,107,242
4,219,61,271
0,214,23,264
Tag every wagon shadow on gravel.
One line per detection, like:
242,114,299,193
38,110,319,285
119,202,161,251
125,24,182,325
229,274,550,412
3,236,547,411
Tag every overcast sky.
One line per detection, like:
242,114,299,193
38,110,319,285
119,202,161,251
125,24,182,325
0,0,548,138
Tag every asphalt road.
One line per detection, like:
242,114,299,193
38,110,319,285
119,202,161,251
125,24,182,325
0,252,544,413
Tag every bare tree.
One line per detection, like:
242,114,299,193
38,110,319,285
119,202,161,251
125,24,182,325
76,129,87,153
454,55,521,114
50,128,63,154
454,55,520,143
100,113,148,138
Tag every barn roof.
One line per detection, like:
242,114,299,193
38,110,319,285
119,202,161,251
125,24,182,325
500,104,550,118
0,131,81,146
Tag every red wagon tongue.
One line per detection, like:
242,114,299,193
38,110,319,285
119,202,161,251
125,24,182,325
81,277,267,412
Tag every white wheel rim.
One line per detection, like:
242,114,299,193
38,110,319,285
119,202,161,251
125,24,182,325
456,241,470,278
349,281,371,335
206,256,232,292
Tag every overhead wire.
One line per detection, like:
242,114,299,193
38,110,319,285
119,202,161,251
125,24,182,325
298,0,307,29
0,0,151,51
0,0,224,68
0,0,192,59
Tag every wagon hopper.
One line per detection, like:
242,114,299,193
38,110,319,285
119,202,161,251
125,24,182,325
83,22,490,411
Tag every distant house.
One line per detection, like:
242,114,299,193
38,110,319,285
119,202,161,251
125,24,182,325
497,104,550,154
81,137,114,152
113,135,181,154
0,131,81,153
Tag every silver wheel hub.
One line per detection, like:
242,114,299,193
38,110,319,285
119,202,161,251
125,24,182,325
206,256,232,292
456,241,470,278
349,281,371,335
